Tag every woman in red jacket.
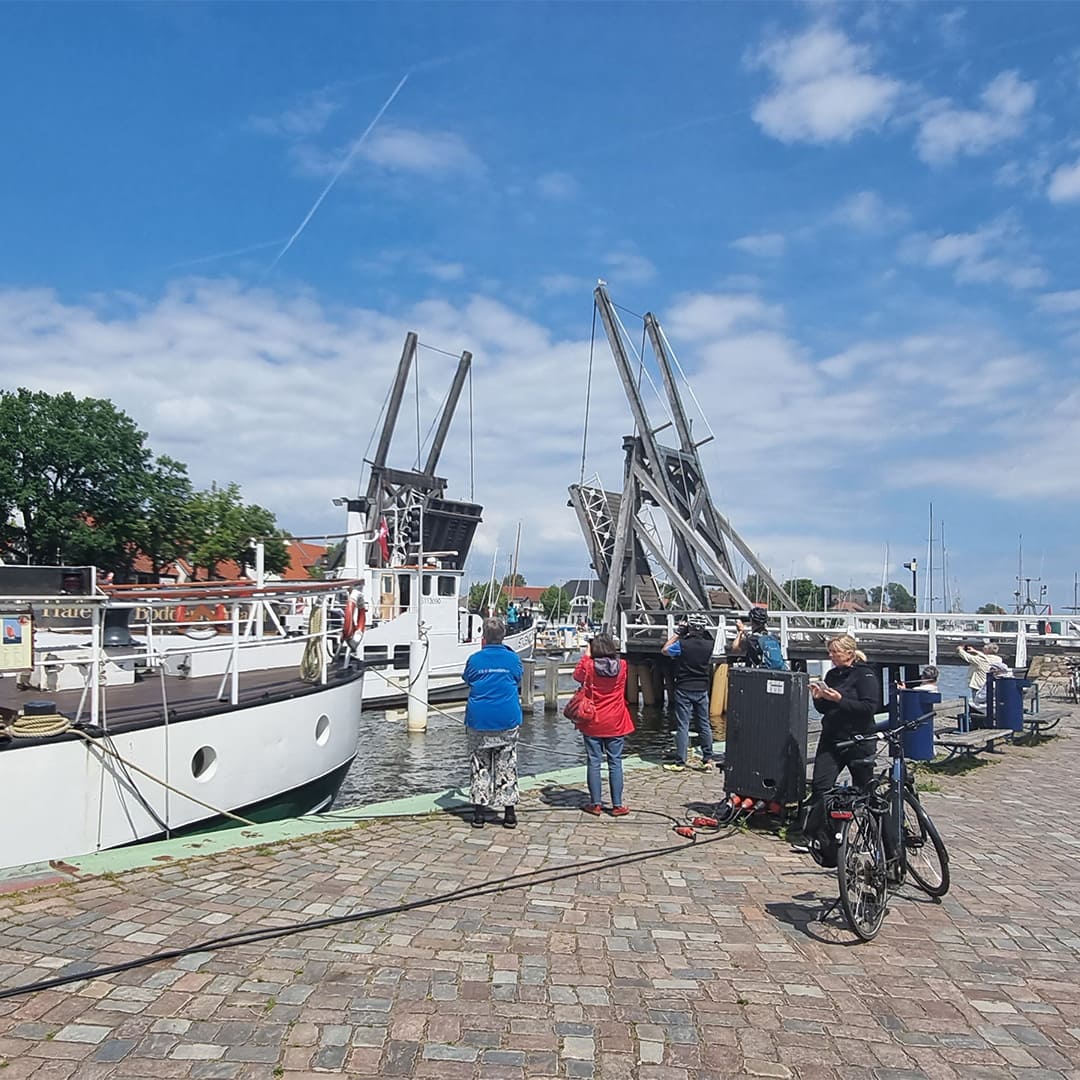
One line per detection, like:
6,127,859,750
572,633,635,816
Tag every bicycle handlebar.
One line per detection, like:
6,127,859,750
834,710,934,751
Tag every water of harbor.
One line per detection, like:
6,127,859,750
334,664,973,808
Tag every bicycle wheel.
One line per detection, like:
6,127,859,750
837,805,887,942
902,790,950,897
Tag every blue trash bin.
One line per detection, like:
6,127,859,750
900,688,939,761
993,677,1024,732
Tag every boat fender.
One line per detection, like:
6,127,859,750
342,587,366,647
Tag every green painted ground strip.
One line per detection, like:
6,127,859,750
7,754,668,882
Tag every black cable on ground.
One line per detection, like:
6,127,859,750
0,828,736,1002
310,803,687,828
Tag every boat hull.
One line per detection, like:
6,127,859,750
0,672,365,872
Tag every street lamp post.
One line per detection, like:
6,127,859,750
903,558,918,609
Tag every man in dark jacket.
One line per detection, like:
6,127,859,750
661,613,717,770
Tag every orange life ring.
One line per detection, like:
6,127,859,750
343,594,366,640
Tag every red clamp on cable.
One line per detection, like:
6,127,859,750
674,826,696,839
692,816,718,828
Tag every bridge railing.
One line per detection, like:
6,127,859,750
618,608,1077,667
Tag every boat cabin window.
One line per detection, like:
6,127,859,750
398,573,411,609
438,576,456,597
422,574,433,597
381,575,393,595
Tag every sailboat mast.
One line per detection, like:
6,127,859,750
509,521,522,602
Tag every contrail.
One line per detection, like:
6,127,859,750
167,238,287,271
269,72,409,270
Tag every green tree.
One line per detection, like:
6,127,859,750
0,388,154,571
540,585,571,620
467,581,506,614
186,482,289,579
886,582,916,612
781,578,819,611
134,456,194,575
502,572,526,587
591,600,605,623
976,603,1007,615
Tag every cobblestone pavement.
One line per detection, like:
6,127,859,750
1,716,1078,1080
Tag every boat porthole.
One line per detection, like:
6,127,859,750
315,714,331,746
191,746,218,782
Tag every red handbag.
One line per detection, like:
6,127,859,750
564,680,596,723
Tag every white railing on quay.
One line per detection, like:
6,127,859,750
618,609,1079,668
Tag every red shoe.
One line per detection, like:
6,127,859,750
583,804,603,816
610,806,630,817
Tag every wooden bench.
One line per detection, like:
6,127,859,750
1023,708,1066,738
929,697,1014,760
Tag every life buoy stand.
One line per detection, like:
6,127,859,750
342,588,366,646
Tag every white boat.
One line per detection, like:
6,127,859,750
0,566,374,872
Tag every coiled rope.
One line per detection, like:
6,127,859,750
299,604,325,683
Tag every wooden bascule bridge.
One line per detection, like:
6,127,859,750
567,286,1070,701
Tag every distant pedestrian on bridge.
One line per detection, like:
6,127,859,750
463,617,523,830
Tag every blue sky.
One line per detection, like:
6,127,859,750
3,2,1080,611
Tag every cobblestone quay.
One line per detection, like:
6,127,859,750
1,714,1078,1080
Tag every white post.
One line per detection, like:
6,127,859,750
255,541,265,640
928,614,938,666
230,602,240,705
406,639,429,732
1015,620,1027,670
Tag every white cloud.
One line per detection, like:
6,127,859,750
667,293,783,339
831,190,908,232
731,233,786,258
1048,158,1080,203
2,281,1076,600
1036,290,1080,314
902,217,1047,290
916,71,1036,165
356,126,482,175
603,251,656,286
250,93,339,138
748,25,901,144
536,171,578,201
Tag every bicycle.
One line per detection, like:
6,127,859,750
824,712,950,942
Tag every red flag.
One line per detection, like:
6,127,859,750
377,516,390,562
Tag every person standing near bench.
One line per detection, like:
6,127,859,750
958,641,995,711
802,634,881,864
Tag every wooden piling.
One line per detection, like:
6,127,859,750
625,663,641,706
543,658,560,712
520,658,535,708
640,662,658,707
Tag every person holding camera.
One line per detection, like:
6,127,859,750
661,613,717,771
571,633,634,816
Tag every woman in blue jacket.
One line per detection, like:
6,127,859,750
463,617,524,829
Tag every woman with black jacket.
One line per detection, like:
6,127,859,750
804,634,881,862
